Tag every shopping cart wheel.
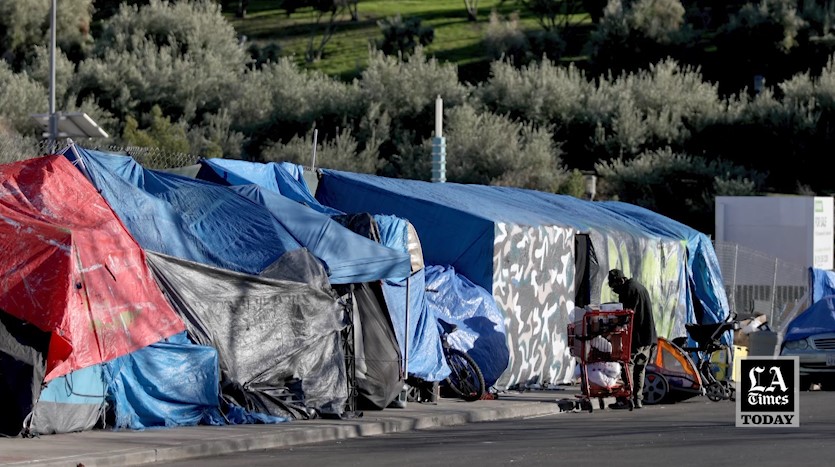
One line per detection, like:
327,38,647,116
706,382,726,402
598,398,605,410
643,371,669,405
580,399,593,413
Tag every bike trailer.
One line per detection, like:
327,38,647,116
643,337,703,405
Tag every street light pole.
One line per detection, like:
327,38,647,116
48,0,57,153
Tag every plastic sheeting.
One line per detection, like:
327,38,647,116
783,295,835,342
61,145,302,277
0,155,185,382
0,310,50,436
26,364,106,436
382,269,450,382
63,145,410,285
103,332,267,430
198,158,342,216
596,201,730,327
350,282,403,410
230,184,411,284
424,265,509,388
810,267,835,303
146,251,348,419
315,170,729,328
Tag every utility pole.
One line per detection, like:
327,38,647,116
431,95,446,183
48,0,57,153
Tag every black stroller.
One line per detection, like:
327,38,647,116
673,313,743,402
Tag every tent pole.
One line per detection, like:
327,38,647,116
404,275,410,379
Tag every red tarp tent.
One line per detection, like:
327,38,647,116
0,155,185,381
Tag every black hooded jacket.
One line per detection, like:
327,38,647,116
612,278,657,352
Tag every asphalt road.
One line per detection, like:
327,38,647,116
158,392,835,467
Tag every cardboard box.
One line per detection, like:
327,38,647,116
734,315,768,348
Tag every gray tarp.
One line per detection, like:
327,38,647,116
146,252,348,419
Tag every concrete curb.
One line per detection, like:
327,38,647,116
1,400,564,467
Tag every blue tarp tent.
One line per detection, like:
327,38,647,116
810,267,835,303
61,145,410,285
193,158,449,384
424,265,508,388
783,295,835,342
315,169,730,389
198,158,342,216
230,184,411,284
101,332,287,430
597,201,729,327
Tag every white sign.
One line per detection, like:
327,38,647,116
812,197,834,269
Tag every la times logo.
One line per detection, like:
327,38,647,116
736,356,799,428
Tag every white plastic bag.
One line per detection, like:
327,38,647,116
586,361,622,388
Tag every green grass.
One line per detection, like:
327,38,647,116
225,0,551,79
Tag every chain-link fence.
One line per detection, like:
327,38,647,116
714,240,809,333
0,135,199,169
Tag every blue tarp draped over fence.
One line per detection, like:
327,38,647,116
784,295,835,342
810,267,835,303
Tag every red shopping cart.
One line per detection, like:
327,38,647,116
567,307,634,412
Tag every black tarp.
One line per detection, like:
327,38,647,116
574,234,598,308
349,282,403,410
146,251,348,419
0,310,49,436
331,213,404,410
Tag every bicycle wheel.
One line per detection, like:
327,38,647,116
444,348,486,402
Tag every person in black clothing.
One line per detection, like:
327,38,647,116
607,269,657,409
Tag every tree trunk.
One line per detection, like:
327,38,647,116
464,0,478,22
236,0,248,19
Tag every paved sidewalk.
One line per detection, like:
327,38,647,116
0,386,600,467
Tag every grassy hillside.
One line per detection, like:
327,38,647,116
224,0,557,80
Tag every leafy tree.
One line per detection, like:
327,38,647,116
122,104,190,154
586,0,694,76
0,60,46,134
375,15,434,58
595,147,766,233
465,0,480,22
0,0,94,68
584,0,610,23
514,0,588,32
187,109,246,158
278,0,359,62
226,57,362,157
715,0,807,90
444,103,572,193
23,46,74,107
483,10,565,66
359,47,470,178
262,126,380,173
71,0,249,124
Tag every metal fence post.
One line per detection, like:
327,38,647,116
771,258,779,326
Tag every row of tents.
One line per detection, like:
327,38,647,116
0,142,732,436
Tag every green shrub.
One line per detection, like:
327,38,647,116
359,47,470,177
444,102,571,193
375,15,434,58
595,146,766,232
0,61,46,135
262,126,380,173
0,0,93,68
71,0,249,123
586,0,695,76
